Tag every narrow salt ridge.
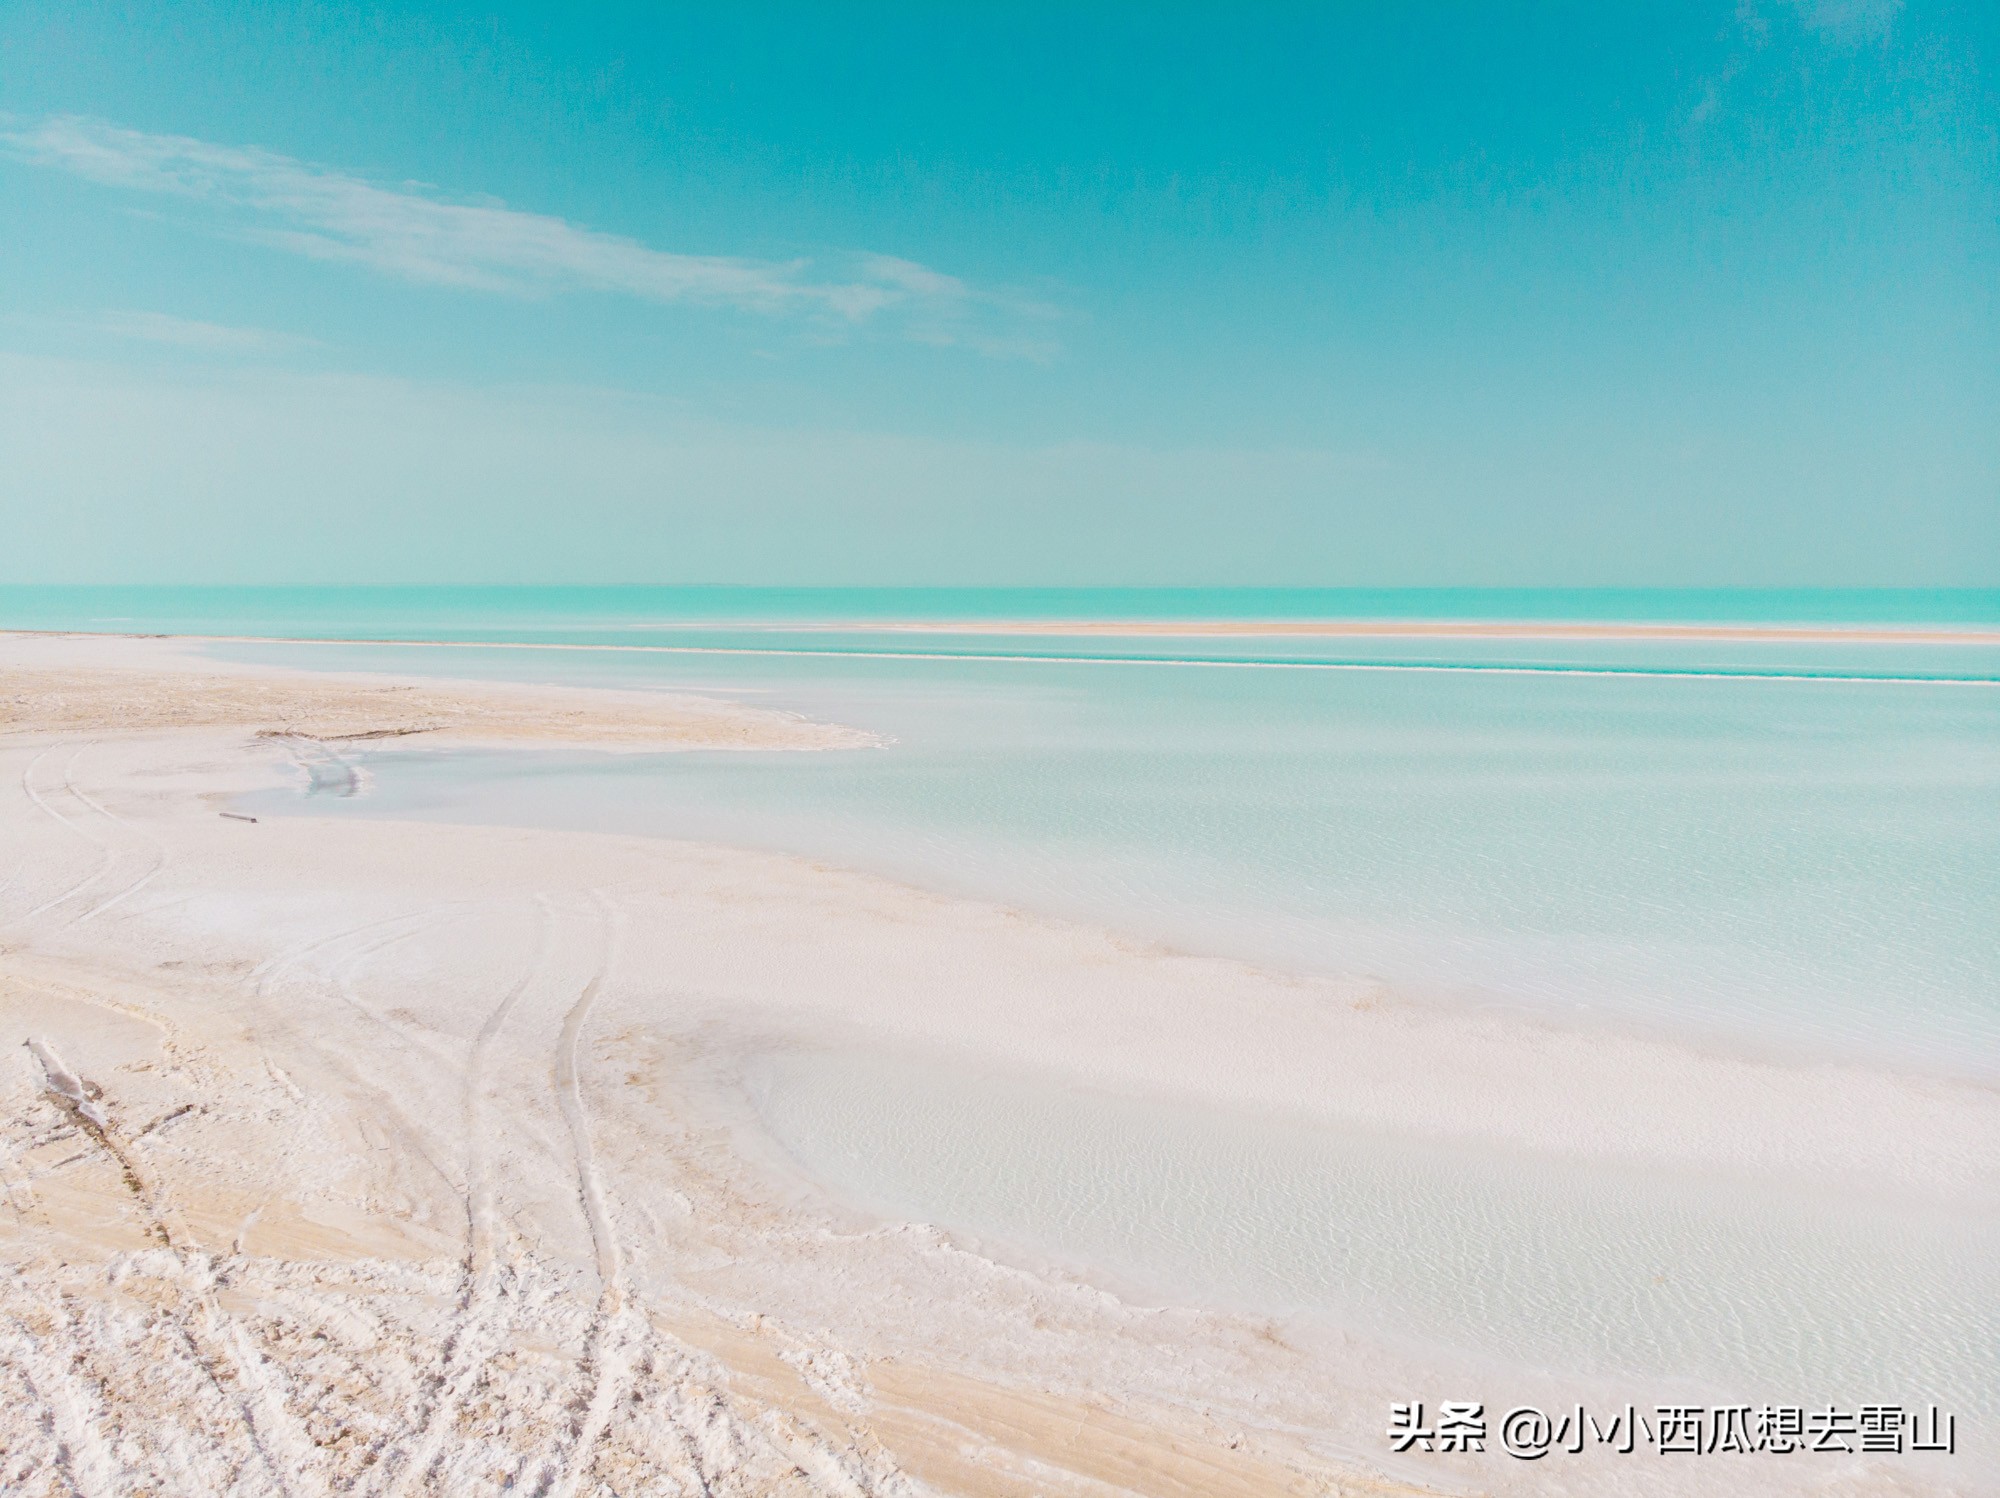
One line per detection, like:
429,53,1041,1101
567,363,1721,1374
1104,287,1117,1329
143,627,2000,684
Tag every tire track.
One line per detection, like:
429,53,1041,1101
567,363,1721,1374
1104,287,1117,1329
530,891,636,1498
248,907,446,999
25,1037,330,1498
0,1285,122,1496
328,927,463,1076
9,745,114,926
318,923,471,1207
556,896,624,1302
240,903,458,1226
8,742,170,932
378,893,559,1498
464,894,559,1269
62,754,171,927
247,895,575,1498
247,908,475,1233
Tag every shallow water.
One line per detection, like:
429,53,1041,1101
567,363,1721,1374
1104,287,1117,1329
10,582,1999,637
747,1046,2000,1418
233,634,2000,1080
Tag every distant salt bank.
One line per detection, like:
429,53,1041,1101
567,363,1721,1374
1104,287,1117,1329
35,619,2000,647
3,585,1995,645
793,617,2000,644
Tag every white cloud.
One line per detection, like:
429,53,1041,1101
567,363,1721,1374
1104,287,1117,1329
95,310,317,352
3,116,1054,353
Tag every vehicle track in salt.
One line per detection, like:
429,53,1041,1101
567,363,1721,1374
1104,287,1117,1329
0,745,929,1496
1,758,465,1497
243,890,646,1498
22,1036,332,1498
229,908,475,1268
6,743,172,933
216,904,511,1494
0,1277,123,1495
530,890,637,1498
244,907,477,1249
375,892,560,1498
323,921,478,1215
8,745,115,927
64,760,171,927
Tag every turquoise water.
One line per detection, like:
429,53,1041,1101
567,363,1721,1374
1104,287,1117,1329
6,582,2000,639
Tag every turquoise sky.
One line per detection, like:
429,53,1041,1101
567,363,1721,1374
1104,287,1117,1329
1,2,1994,586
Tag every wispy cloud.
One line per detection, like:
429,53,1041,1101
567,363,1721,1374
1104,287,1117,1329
95,309,319,352
1780,0,1903,44
3,116,1055,355
1692,0,1903,127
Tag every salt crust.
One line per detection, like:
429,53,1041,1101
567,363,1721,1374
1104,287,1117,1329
0,633,1983,1496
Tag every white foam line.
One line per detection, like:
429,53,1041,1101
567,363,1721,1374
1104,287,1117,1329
171,632,2000,687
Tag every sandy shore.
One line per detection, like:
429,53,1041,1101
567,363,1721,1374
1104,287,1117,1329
2,634,1990,1496
0,631,878,750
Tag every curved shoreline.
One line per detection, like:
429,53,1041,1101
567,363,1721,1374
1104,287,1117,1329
797,617,2000,645
3,635,1994,1494
0,630,880,750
